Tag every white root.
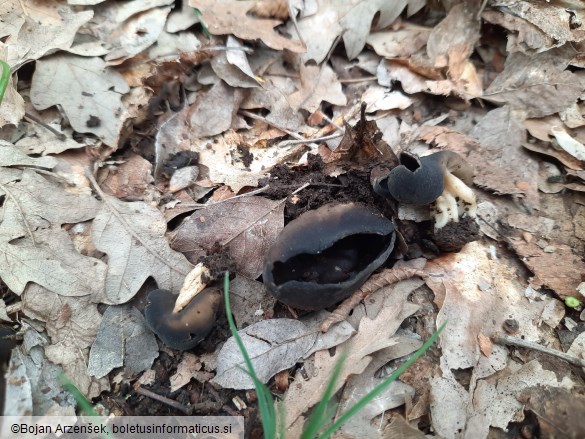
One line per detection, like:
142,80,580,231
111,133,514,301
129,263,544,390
433,171,477,230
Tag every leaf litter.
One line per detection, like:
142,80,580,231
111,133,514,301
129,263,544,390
1,0,585,437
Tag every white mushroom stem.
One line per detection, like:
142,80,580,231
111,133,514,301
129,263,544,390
433,171,477,230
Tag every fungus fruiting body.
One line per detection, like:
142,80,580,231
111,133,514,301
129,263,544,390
375,151,477,230
263,203,396,310
145,288,221,350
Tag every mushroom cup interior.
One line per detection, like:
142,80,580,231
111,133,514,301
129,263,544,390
271,232,393,286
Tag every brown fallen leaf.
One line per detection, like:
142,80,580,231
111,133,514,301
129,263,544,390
519,386,585,439
483,46,583,118
171,196,284,278
510,238,585,300
101,154,154,200
189,0,304,53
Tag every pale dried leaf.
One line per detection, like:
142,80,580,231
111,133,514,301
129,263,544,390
338,335,421,438
213,319,317,389
484,47,583,118
3,347,32,416
88,305,159,379
293,0,414,62
551,125,585,161
92,196,193,304
170,353,203,392
0,228,106,297
0,143,57,169
23,284,110,399
366,25,430,59
105,6,171,65
301,311,355,358
172,197,284,278
362,86,413,112
0,44,24,127
465,360,574,438
6,7,93,67
31,55,130,147
166,0,200,32
0,0,24,38
229,275,277,329
289,63,347,113
283,285,415,432
482,10,554,53
14,124,84,155
189,81,238,137
189,0,304,52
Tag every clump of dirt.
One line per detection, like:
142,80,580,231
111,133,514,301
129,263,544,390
431,217,481,252
260,154,377,222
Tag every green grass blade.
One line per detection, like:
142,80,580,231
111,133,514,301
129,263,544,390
0,61,10,104
224,272,278,438
317,321,447,439
300,350,347,439
192,8,212,39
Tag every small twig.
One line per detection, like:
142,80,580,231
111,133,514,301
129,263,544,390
135,386,193,414
215,185,270,204
6,302,22,315
238,110,318,148
23,112,67,141
287,0,306,48
0,182,37,246
277,132,344,148
320,268,428,332
339,76,378,84
84,168,189,276
477,0,489,20
493,333,585,368
320,113,345,133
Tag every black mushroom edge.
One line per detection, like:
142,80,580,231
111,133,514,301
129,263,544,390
145,288,221,350
374,151,477,229
263,202,396,311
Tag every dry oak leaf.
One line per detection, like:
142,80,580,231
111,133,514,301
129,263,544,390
213,319,317,389
87,305,158,379
23,283,110,399
31,54,130,147
6,6,93,68
92,196,193,305
189,0,304,53
483,46,583,118
293,0,426,63
510,238,585,300
171,196,284,279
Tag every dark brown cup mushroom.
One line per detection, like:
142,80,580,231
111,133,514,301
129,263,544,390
374,151,477,229
263,203,396,310
145,288,221,350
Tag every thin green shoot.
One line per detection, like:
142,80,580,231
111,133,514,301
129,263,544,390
58,373,112,439
317,320,447,438
58,372,99,417
223,271,445,438
223,272,280,438
300,350,347,439
193,8,212,39
0,61,10,104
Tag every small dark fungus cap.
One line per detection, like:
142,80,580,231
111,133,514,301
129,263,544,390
376,151,473,205
145,288,221,350
263,203,395,310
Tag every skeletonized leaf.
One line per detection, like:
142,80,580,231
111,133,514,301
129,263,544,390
213,319,317,389
92,196,193,304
